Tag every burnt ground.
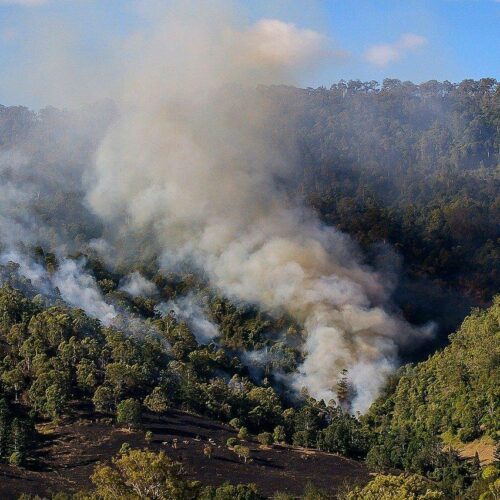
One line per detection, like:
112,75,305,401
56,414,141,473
0,407,371,499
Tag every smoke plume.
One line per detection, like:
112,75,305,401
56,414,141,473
84,2,432,411
157,294,219,345
119,272,158,297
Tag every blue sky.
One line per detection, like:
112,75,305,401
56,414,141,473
0,0,498,107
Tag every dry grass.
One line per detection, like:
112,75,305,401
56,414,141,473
458,437,496,465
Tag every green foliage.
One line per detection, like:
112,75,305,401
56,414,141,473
365,298,500,445
237,427,249,440
256,432,273,446
201,482,265,500
318,410,368,458
0,400,32,463
0,220,496,500
116,398,142,429
92,385,115,414
463,465,500,499
233,445,251,463
273,425,286,444
144,386,169,414
301,482,331,500
119,442,131,455
226,437,238,447
363,299,500,496
229,418,241,429
280,79,500,306
343,473,445,499
90,448,201,499
9,450,23,466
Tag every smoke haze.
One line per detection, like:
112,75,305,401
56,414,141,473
84,1,432,411
0,0,435,412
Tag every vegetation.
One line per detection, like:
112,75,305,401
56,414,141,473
0,265,497,497
0,79,499,498
361,298,499,497
341,473,445,499
269,79,499,309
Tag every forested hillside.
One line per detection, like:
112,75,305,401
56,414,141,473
362,298,500,497
1,79,498,346
0,79,498,498
366,298,499,445
0,255,498,498
265,79,499,344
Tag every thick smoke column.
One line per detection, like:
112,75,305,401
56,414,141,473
87,2,431,411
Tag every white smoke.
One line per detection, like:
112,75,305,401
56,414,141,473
0,249,52,294
51,258,117,325
119,271,157,297
0,251,117,325
157,293,219,344
83,1,433,412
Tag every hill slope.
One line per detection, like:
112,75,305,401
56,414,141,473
0,408,369,499
362,297,499,496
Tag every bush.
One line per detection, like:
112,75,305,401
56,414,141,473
257,432,273,446
233,445,251,463
202,482,265,499
238,427,249,440
116,398,142,429
227,437,238,447
90,448,201,498
457,426,479,443
229,418,241,429
9,451,23,466
145,430,153,443
92,385,115,414
143,387,169,415
273,425,286,444
344,473,445,499
119,442,131,454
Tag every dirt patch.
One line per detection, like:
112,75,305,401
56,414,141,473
0,408,370,499
458,437,496,465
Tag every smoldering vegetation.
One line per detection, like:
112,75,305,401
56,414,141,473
0,3,497,412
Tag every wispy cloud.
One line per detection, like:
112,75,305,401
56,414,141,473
364,33,427,67
228,18,349,76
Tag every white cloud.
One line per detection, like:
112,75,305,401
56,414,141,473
234,19,327,68
365,33,427,67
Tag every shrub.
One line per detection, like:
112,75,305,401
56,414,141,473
229,418,241,429
344,473,445,499
9,451,23,466
203,482,265,499
116,398,142,429
227,437,238,447
119,442,131,454
257,432,273,446
238,427,249,440
273,425,286,444
233,445,251,463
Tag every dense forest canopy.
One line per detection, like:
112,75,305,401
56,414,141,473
267,79,499,339
0,255,498,498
